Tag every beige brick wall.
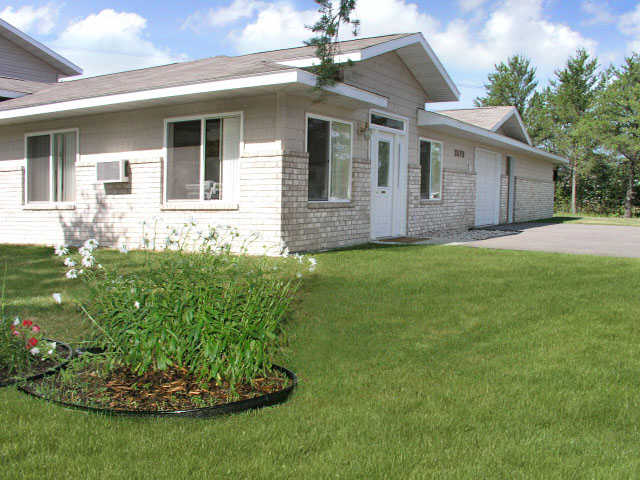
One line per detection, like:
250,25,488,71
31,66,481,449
0,94,285,253
513,177,555,222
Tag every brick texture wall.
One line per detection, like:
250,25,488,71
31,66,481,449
513,176,554,222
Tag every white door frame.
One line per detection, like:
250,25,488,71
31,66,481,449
368,109,408,239
474,147,502,226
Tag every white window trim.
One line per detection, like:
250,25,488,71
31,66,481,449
24,128,79,207
419,137,444,202
163,111,244,206
305,113,354,203
369,109,408,135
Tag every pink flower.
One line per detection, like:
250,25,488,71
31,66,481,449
12,329,20,336
31,325,40,333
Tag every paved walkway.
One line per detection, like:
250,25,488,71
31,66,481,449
462,223,640,258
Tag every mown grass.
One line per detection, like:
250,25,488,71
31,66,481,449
2,244,640,478
543,212,640,227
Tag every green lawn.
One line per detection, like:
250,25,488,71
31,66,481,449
2,244,640,478
542,212,640,227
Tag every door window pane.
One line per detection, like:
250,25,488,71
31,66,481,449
307,117,330,201
330,121,351,199
53,132,76,202
27,135,51,202
371,113,404,131
430,142,442,199
377,141,391,187
167,120,201,200
204,119,221,200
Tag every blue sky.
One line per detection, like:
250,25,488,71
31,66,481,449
2,0,639,108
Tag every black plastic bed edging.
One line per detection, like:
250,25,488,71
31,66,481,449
18,364,297,418
0,340,73,388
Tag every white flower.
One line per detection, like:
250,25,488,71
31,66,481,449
81,256,95,268
13,317,20,326
296,272,302,279
63,257,76,267
97,264,103,269
281,247,290,258
308,264,316,273
65,269,78,279
83,238,99,251
119,243,129,254
29,347,40,355
52,293,62,304
78,246,90,257
78,269,84,275
308,257,317,266
134,301,140,309
54,245,69,256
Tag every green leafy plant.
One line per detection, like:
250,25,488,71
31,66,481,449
55,223,315,387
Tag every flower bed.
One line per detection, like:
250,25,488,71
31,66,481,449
20,224,309,415
0,317,73,387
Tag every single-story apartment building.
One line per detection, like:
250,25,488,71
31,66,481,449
0,23,566,253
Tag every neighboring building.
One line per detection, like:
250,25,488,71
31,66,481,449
0,27,565,253
0,19,81,101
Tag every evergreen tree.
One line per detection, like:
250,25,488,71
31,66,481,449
548,49,601,214
584,54,640,217
475,55,538,118
305,0,359,89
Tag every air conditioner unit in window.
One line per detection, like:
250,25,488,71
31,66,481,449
96,159,129,183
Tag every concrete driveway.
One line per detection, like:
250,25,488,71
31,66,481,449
463,223,640,258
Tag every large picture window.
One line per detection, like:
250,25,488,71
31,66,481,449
306,115,352,201
420,139,443,200
165,114,241,202
26,130,77,203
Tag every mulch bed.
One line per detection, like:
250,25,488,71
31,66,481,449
0,344,70,387
24,361,291,411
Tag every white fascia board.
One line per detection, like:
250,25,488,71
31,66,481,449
277,52,362,68
0,70,387,122
361,33,460,101
491,108,532,146
0,18,82,76
0,89,27,99
297,70,388,108
418,110,567,164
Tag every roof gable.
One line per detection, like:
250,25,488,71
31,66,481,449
0,18,82,78
436,106,531,145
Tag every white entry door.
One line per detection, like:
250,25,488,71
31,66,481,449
371,131,396,238
475,149,502,226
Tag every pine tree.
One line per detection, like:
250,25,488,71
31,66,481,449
548,49,601,214
305,0,360,89
584,54,640,217
475,55,538,118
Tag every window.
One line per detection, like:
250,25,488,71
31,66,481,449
420,139,443,200
26,130,77,203
370,113,405,132
306,115,352,201
165,114,241,202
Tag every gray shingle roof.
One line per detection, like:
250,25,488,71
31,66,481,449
0,33,412,112
436,106,516,131
0,77,52,94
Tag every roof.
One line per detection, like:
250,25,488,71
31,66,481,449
0,32,458,118
0,76,51,97
418,109,566,165
0,18,82,77
437,106,531,145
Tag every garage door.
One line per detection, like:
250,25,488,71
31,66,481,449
475,149,501,226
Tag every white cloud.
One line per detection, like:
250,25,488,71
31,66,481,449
458,0,489,13
581,1,616,26
51,9,185,78
222,0,596,77
618,4,640,53
183,0,266,32
228,1,318,53
0,3,60,35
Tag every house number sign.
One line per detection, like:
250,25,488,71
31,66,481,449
454,149,465,158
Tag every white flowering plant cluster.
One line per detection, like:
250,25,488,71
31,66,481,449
52,221,318,385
